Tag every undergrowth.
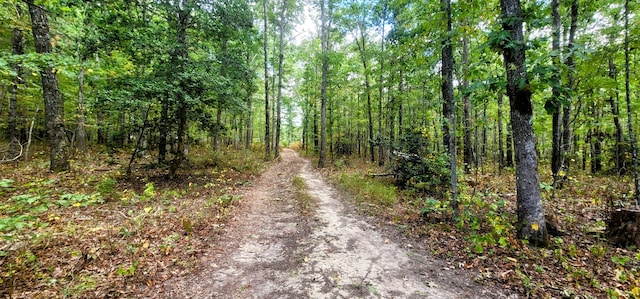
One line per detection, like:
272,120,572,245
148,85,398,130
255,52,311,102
0,146,264,298
331,160,640,298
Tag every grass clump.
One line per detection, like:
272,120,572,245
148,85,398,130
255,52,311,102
292,176,313,213
336,173,397,207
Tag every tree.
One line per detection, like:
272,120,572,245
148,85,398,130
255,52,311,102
26,0,71,172
263,0,271,160
498,0,548,246
461,24,473,174
549,0,563,186
623,0,640,206
8,4,25,150
318,0,329,168
441,0,458,219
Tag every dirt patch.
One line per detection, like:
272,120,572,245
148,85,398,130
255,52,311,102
149,149,513,298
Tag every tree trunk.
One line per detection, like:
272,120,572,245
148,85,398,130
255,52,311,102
354,39,375,163
169,5,190,178
609,49,623,174
263,0,271,160
441,0,458,219
76,63,87,154
550,0,563,185
378,10,387,167
561,0,578,180
462,25,473,174
27,1,71,172
498,93,504,174
506,121,514,167
215,107,223,151
318,0,328,168
9,19,25,146
499,0,548,246
623,0,640,206
275,0,286,159
591,104,602,173
158,97,168,164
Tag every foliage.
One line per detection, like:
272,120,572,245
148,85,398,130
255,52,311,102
392,129,451,196
336,172,396,207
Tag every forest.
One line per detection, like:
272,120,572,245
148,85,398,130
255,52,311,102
1,0,640,297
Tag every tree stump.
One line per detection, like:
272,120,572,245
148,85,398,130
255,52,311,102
606,209,640,247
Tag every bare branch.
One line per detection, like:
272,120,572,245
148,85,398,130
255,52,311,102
1,139,24,164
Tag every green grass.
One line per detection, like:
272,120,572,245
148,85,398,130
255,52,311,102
292,176,313,212
336,173,397,207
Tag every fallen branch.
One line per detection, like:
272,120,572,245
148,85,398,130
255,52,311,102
367,173,394,177
1,139,23,164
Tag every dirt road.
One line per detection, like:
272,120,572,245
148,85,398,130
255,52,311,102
153,149,507,298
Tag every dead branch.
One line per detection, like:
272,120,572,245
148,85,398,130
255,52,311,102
1,139,23,164
367,173,394,177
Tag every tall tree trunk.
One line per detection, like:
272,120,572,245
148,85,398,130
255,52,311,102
245,97,253,150
245,51,253,150
499,0,548,246
215,107,223,151
623,0,640,206
561,0,578,180
441,0,458,219
169,5,190,178
76,63,87,154
550,0,563,186
397,69,404,142
609,50,623,174
590,104,602,173
462,30,473,174
506,121,514,167
158,97,168,164
27,1,70,172
482,99,487,166
498,92,505,174
377,9,387,167
318,0,328,168
355,31,375,163
9,23,24,147
275,0,286,159
263,0,271,160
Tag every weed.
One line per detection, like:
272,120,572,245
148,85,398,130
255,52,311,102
96,177,117,199
56,192,103,207
116,260,139,278
337,173,396,206
612,255,629,267
293,176,313,212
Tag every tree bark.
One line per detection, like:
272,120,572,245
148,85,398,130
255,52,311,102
263,0,271,160
169,1,191,178
275,0,286,159
550,0,563,185
462,29,473,174
9,16,25,146
318,0,329,168
609,51,623,174
26,1,71,172
441,0,458,219
76,63,87,154
498,92,504,174
499,0,548,246
377,8,387,167
561,0,578,180
623,0,640,206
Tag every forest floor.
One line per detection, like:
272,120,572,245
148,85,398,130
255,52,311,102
1,145,639,298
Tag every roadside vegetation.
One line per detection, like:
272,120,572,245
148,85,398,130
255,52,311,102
0,146,265,298
330,157,640,298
